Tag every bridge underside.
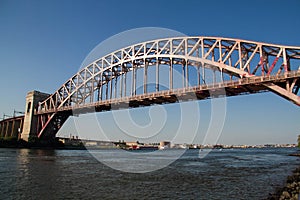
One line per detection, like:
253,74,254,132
36,111,71,141
68,80,268,114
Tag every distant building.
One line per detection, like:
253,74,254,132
58,137,116,149
159,141,171,150
83,140,116,148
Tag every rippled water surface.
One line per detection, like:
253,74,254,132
0,148,299,199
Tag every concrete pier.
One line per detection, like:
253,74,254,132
21,91,49,142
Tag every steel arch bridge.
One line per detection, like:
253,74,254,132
20,36,300,141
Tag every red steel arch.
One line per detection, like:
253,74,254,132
33,36,300,138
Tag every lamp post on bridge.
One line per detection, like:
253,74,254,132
13,110,25,117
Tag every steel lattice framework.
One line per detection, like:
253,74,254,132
34,36,300,138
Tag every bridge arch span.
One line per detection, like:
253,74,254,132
24,36,300,140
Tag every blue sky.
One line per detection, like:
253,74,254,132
0,0,300,145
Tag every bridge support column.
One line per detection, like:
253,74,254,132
12,120,22,139
0,123,2,137
5,121,12,138
0,122,7,138
21,91,50,142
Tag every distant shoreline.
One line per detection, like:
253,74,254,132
0,137,299,151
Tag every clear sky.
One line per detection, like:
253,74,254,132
0,0,300,145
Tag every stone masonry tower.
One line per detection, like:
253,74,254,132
21,91,50,142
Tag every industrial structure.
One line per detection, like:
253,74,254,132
0,36,299,142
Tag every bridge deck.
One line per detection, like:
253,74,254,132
35,70,300,115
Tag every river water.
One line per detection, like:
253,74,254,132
0,148,299,199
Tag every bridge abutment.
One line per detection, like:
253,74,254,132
21,91,50,142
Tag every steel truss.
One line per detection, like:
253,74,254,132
34,36,300,138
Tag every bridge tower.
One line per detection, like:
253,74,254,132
21,91,50,142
